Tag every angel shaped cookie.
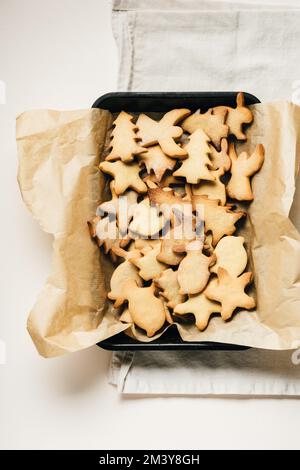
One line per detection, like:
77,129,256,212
226,142,265,201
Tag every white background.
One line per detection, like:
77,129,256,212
0,0,300,450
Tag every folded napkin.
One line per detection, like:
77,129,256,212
110,0,300,395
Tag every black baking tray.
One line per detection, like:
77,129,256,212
93,91,260,351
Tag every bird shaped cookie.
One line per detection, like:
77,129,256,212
136,108,191,158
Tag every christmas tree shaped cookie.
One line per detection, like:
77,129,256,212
106,111,145,162
173,129,215,184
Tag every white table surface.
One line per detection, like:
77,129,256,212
1,0,300,450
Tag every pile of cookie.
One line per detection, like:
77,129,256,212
89,93,265,337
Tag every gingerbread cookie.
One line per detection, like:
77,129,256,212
192,167,226,205
209,138,231,172
148,187,192,225
155,268,185,309
205,267,255,320
130,243,167,281
105,111,146,162
213,92,253,141
129,198,165,237
174,290,221,331
211,236,248,277
177,240,216,295
173,129,215,183
136,108,191,158
108,248,142,308
99,160,147,195
123,280,166,337
192,195,245,246
98,182,138,235
182,108,228,149
226,143,265,201
139,145,176,182
156,229,186,266
88,215,129,259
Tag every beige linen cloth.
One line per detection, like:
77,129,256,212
109,0,300,395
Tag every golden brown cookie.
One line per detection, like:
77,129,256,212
88,215,130,260
192,167,226,205
122,280,166,337
130,243,167,281
99,160,147,195
155,268,185,309
98,182,139,235
136,108,191,158
148,187,192,223
210,236,248,277
108,249,142,308
156,229,187,266
139,145,176,182
174,289,221,331
128,198,165,237
173,129,215,183
209,138,231,172
204,267,255,320
181,108,229,149
213,92,253,141
192,195,245,246
105,111,146,162
177,240,216,295
226,142,265,201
